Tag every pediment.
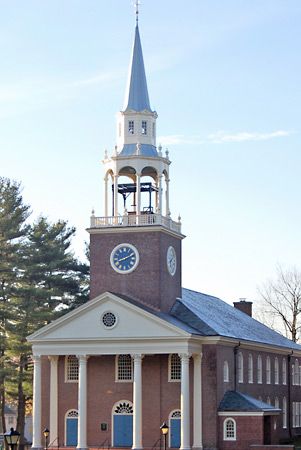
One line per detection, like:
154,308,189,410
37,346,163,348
28,292,190,343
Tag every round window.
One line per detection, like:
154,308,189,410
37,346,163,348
102,312,117,329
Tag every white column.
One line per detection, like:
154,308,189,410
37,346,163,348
77,355,89,450
104,175,108,217
49,356,59,446
132,354,143,450
32,354,42,450
136,173,141,220
180,353,191,450
114,175,119,217
165,177,170,216
193,354,203,450
158,175,162,214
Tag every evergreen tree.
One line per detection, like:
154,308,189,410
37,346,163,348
0,178,30,435
6,217,89,446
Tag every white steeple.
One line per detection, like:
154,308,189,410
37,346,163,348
94,6,181,236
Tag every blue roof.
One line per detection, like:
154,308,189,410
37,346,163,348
119,143,158,157
219,391,280,412
123,25,151,112
170,288,301,350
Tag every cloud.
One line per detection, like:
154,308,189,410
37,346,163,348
158,130,294,146
158,134,205,146
208,130,293,144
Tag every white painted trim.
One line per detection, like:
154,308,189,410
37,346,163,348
28,292,192,342
64,409,78,446
111,400,133,447
223,418,236,441
87,224,185,240
218,411,280,417
115,354,133,382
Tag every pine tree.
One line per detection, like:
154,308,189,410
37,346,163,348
6,217,89,446
0,178,30,435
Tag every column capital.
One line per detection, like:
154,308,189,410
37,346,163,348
77,355,89,364
48,355,59,363
178,353,191,362
33,354,42,363
131,354,144,362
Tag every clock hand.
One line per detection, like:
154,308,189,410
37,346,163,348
118,253,134,262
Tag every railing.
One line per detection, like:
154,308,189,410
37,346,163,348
151,437,162,450
90,213,182,234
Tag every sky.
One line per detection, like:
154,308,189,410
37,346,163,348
1,0,300,307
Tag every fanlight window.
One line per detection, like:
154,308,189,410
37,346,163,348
223,418,236,441
114,402,133,414
66,355,79,382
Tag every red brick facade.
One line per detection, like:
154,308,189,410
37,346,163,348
89,228,182,312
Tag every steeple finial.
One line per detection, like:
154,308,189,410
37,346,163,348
134,0,140,25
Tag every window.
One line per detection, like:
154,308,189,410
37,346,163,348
266,356,271,384
118,122,121,137
267,396,271,405
142,121,147,135
169,354,181,381
282,358,287,385
292,402,301,428
275,397,279,408
238,352,243,383
152,123,155,138
275,357,279,385
66,355,79,382
295,359,299,385
223,361,229,382
248,354,253,383
128,120,134,134
257,355,262,384
283,397,287,429
223,418,236,441
116,355,132,381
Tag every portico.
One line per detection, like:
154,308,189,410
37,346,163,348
29,292,203,450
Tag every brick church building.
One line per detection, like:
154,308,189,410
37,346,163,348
28,9,301,450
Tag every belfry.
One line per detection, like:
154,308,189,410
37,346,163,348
28,7,301,450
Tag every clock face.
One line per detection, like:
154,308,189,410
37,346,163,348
167,246,177,276
110,243,139,274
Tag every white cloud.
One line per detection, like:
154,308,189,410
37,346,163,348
208,130,293,144
158,134,205,146
158,130,294,146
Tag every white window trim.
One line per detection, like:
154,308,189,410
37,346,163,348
257,355,262,384
168,354,181,382
65,355,79,383
275,357,279,385
266,356,271,385
248,354,253,384
223,418,236,441
223,360,229,383
282,358,287,385
238,352,243,383
115,354,133,382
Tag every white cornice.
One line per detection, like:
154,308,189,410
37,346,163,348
87,224,185,240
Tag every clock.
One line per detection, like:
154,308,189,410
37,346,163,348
110,243,139,274
167,246,177,276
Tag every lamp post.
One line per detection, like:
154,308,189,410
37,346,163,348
4,428,20,450
43,428,50,450
160,422,169,450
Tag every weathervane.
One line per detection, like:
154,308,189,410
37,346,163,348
134,0,141,24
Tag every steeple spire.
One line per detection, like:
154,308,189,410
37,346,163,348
123,5,151,112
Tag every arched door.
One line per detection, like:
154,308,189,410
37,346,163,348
113,401,133,447
65,410,78,446
169,410,181,448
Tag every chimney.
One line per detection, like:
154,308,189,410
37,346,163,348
233,298,253,317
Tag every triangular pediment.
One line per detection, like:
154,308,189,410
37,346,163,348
28,292,190,343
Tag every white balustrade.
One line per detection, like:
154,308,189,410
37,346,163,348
90,213,181,233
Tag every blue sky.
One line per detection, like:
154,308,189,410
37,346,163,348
1,0,300,305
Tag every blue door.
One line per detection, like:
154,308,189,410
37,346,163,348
66,417,78,446
114,414,133,447
170,418,181,448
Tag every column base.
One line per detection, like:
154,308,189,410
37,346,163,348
132,447,143,450
192,447,203,450
76,447,88,450
180,447,191,450
31,447,43,450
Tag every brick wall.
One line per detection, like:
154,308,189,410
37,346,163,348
89,229,182,312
